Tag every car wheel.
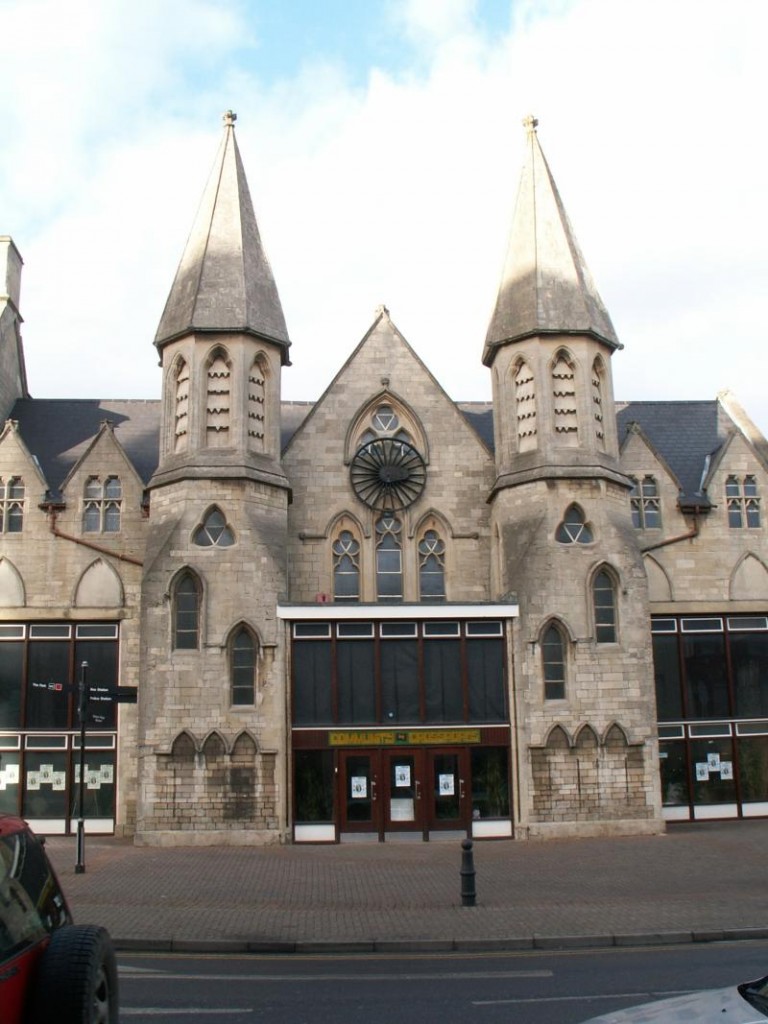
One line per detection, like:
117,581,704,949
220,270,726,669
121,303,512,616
27,924,118,1024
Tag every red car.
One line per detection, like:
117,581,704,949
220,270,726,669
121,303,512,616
0,814,118,1023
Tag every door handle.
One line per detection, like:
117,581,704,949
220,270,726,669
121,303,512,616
371,780,377,802
459,778,465,799
415,781,421,800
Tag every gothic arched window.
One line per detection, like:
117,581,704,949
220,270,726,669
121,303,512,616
333,529,361,602
193,507,234,547
83,476,122,534
591,358,605,450
247,356,267,452
629,476,661,529
376,514,403,601
174,358,189,453
551,351,578,444
593,569,618,643
542,622,567,700
205,350,231,447
231,626,257,705
173,572,201,650
514,359,537,452
556,505,593,544
0,477,25,533
418,529,446,601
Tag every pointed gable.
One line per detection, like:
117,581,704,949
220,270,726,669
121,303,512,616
154,111,290,361
482,116,619,366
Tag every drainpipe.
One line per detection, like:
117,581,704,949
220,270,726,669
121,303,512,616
42,504,144,567
640,508,701,554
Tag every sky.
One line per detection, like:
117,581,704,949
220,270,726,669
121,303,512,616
2,0,767,438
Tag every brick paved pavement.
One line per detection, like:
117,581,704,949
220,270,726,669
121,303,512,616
44,820,768,953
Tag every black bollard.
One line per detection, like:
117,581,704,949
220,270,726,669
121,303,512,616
460,837,476,906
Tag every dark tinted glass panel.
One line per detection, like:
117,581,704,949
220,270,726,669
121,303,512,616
0,752,19,814
658,741,688,806
738,737,768,802
467,639,506,722
294,750,333,822
381,640,419,722
683,634,728,718
652,634,683,720
27,643,70,728
337,640,376,724
731,633,768,717
424,640,462,721
231,630,255,705
471,747,509,818
0,642,23,728
174,577,199,649
345,755,373,822
22,751,68,818
690,737,735,806
77,640,117,728
69,751,115,819
292,641,332,724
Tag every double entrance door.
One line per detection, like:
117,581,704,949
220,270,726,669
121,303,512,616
339,747,470,839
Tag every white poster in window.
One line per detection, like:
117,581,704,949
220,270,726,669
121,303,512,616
100,764,114,784
52,772,66,791
439,773,455,796
695,762,710,781
707,752,721,770
4,765,19,785
0,775,5,791
350,776,368,799
720,761,734,780
27,772,41,790
39,763,54,784
86,770,101,789
394,765,411,788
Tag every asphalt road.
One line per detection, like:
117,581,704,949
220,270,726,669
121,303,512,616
116,939,768,1023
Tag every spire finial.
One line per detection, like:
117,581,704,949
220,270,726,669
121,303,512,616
523,114,538,136
223,110,237,128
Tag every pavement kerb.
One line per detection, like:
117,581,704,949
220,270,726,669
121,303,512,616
109,930,768,956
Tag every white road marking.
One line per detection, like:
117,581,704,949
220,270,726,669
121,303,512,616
119,969,553,982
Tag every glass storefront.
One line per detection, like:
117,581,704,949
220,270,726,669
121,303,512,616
287,612,515,842
653,616,768,820
0,623,119,833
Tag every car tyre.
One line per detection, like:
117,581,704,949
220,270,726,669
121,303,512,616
27,924,118,1024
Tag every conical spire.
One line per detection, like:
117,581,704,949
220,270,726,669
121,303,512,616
154,111,290,361
482,116,618,366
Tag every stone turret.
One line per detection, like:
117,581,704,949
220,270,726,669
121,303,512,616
150,111,290,489
0,237,28,420
137,113,290,845
485,118,662,838
485,116,624,492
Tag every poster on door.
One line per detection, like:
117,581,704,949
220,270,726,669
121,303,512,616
438,773,455,796
394,765,411,788
350,776,368,799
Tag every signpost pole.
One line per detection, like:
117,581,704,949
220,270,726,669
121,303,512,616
75,660,88,874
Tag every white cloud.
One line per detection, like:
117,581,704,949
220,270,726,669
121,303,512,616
3,0,768,439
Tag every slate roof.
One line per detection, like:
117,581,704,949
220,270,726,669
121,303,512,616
616,400,730,506
10,399,161,499
8,395,737,512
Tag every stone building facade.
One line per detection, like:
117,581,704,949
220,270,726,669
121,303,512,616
0,113,766,845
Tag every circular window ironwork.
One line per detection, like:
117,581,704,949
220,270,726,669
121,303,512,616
350,438,426,511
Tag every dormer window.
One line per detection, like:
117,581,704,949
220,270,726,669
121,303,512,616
0,477,24,533
83,476,121,533
629,476,661,529
726,475,761,528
